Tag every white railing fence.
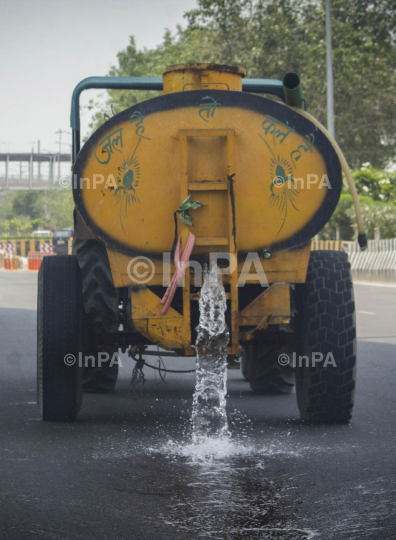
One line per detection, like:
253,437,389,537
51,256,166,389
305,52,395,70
342,239,396,272
311,239,396,274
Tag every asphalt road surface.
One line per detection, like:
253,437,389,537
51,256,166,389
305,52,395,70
1,271,396,540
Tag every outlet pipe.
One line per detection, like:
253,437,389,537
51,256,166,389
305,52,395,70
283,72,306,110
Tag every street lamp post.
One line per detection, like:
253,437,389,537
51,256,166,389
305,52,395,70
326,0,335,138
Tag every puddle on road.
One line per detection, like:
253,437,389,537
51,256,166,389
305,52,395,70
152,449,317,540
92,419,322,538
148,421,317,539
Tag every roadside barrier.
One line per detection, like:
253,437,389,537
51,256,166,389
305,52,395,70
27,252,56,271
311,240,346,251
311,239,396,273
4,256,20,270
1,236,395,273
0,241,16,256
343,239,396,272
40,243,54,254
0,239,53,257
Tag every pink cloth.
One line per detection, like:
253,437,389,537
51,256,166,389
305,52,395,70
161,232,195,315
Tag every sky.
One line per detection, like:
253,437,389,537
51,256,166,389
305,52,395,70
0,0,197,155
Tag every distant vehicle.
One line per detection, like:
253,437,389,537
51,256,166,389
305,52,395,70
33,230,52,238
52,228,74,255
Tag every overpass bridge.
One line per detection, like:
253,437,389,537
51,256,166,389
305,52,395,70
0,153,71,190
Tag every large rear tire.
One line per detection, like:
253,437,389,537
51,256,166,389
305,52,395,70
37,255,83,421
295,250,357,423
82,346,119,393
240,346,249,381
243,343,295,394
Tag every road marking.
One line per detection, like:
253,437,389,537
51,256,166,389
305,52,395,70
9,402,37,405
357,311,376,315
354,281,396,288
359,336,396,340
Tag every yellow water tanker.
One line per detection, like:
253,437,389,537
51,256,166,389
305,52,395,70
37,63,363,424
74,64,341,258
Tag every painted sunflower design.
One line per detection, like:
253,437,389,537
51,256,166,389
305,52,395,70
269,155,300,234
114,155,140,232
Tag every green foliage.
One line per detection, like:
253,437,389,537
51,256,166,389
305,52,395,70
0,190,74,235
0,218,46,236
88,0,396,168
88,28,218,136
319,164,396,241
31,190,74,229
187,0,396,168
351,199,396,240
320,190,396,241
352,165,396,203
0,218,33,236
11,191,41,220
319,193,356,241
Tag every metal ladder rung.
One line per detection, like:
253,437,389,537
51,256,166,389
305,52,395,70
188,182,228,191
195,237,229,246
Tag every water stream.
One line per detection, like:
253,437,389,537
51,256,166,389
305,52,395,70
191,263,230,443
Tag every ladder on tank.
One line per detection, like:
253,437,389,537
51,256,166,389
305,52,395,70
178,128,239,354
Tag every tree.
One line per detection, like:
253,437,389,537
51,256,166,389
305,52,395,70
88,0,396,168
11,191,42,220
350,199,396,239
88,28,218,135
186,0,396,167
319,193,356,241
0,189,74,233
352,165,396,203
320,191,396,241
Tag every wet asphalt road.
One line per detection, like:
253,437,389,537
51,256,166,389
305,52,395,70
1,271,396,540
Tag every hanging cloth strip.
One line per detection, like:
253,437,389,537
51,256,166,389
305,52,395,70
161,232,195,315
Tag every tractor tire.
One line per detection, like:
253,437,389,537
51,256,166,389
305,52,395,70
295,250,356,424
82,346,119,393
74,238,120,334
243,343,295,394
37,255,83,421
73,236,120,392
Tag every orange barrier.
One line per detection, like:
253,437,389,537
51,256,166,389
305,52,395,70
27,252,56,271
4,256,20,271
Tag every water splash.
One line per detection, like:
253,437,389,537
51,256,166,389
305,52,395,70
192,263,230,443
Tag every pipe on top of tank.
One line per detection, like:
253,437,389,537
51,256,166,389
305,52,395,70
282,72,305,110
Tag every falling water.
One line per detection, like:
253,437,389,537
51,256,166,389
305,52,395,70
192,263,230,442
